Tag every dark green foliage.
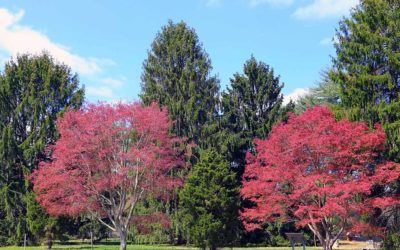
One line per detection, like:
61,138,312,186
179,149,239,250
330,0,400,238
77,219,109,243
384,232,400,250
218,56,284,176
330,0,400,159
140,20,220,245
140,20,220,148
0,53,84,245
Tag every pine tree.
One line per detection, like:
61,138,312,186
0,53,84,245
295,70,341,113
179,149,239,250
140,20,220,244
219,56,284,176
330,0,400,159
329,0,400,237
140,20,220,147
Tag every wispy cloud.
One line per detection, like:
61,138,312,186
205,0,293,8
283,88,310,105
87,86,114,99
0,8,121,99
320,35,338,46
100,77,125,88
293,0,359,19
205,0,223,7
248,0,293,7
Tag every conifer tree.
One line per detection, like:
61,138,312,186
330,0,400,236
295,70,341,113
219,56,284,176
179,149,239,250
330,0,400,159
140,21,220,244
0,53,84,245
140,20,220,147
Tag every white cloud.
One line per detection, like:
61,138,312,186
320,35,338,46
206,0,223,7
283,88,310,105
0,8,121,100
320,37,332,46
294,0,359,19
87,86,114,99
100,77,124,88
248,0,293,7
0,8,111,76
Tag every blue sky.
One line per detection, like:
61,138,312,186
0,0,359,103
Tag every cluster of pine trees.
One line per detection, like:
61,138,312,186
0,0,399,248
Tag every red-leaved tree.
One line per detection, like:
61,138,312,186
241,106,400,250
31,102,186,250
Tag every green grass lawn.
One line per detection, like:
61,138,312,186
0,247,325,250
0,239,364,250
0,245,362,250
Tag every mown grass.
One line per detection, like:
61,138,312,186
0,245,362,250
0,239,364,250
0,247,324,250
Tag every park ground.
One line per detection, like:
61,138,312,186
0,240,366,250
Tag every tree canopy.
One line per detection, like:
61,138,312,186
330,0,400,159
31,102,186,250
179,149,239,250
0,53,84,245
241,106,400,250
140,20,219,147
219,56,284,176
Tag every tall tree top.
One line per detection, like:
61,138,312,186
222,56,283,139
0,52,84,172
330,0,400,159
140,20,219,145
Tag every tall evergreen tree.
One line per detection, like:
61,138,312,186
179,149,239,250
0,53,84,245
140,20,220,244
329,0,400,237
330,0,400,159
140,20,220,147
219,56,284,176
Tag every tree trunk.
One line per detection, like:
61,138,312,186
322,239,333,250
118,229,127,250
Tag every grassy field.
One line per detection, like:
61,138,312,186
0,245,362,250
0,240,365,250
0,247,326,250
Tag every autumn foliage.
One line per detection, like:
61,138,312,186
241,106,400,250
31,102,186,250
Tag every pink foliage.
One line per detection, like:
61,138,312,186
241,106,400,238
31,102,186,220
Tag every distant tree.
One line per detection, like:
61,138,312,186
295,70,340,113
330,0,400,160
241,106,400,250
31,103,187,250
180,149,239,250
0,53,84,245
219,56,283,176
140,20,219,147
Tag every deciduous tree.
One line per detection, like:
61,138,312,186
241,106,400,250
31,103,186,250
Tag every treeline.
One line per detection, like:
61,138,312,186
0,0,399,248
